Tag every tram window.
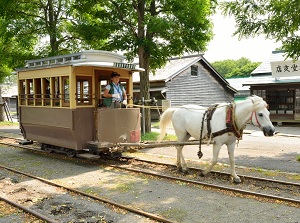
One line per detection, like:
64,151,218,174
100,80,108,94
52,77,60,107
26,79,34,105
19,80,26,105
43,78,51,106
76,76,92,105
34,79,42,106
62,76,70,107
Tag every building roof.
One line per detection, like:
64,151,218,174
243,76,300,86
226,78,250,91
245,50,300,86
251,50,288,76
133,54,237,93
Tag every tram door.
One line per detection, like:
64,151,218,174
95,70,130,107
295,89,300,120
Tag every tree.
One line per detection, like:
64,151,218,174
212,57,261,78
0,19,36,121
73,0,216,132
0,0,86,121
220,0,299,59
0,0,85,58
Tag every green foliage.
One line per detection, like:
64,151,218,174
0,0,86,59
73,0,216,69
72,0,217,132
220,0,299,59
212,57,261,78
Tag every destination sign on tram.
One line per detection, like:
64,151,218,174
114,62,136,69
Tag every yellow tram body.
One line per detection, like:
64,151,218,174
16,50,143,156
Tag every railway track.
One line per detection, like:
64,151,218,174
111,158,300,206
0,161,175,223
0,197,54,223
0,134,299,221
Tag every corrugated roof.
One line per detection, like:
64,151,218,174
133,55,202,82
243,76,300,86
133,54,237,93
226,78,250,91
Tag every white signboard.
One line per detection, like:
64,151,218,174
271,60,300,77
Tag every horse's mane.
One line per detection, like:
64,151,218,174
247,95,267,110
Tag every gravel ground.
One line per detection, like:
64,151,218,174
0,146,299,223
0,124,300,223
150,123,300,173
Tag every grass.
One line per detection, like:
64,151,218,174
0,121,19,126
159,208,187,222
297,155,300,162
141,131,177,141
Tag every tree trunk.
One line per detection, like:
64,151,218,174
138,47,151,133
46,0,59,55
0,86,5,122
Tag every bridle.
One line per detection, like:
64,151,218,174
249,99,269,128
251,111,262,128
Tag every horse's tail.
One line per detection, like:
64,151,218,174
157,107,177,142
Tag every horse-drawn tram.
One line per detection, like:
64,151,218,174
16,50,143,158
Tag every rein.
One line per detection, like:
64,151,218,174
198,102,245,159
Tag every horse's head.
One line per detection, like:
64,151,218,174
250,95,275,136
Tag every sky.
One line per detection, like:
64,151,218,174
203,10,281,63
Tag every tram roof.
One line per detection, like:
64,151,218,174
16,50,144,72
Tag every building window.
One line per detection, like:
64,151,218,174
191,65,198,76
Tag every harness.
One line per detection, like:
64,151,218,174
198,103,245,159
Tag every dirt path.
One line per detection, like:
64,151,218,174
0,143,300,223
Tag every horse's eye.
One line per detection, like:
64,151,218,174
258,113,263,117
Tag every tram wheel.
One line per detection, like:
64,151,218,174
42,144,53,153
45,147,53,153
66,149,76,158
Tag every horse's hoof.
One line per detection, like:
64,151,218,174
233,177,242,184
199,170,206,177
177,166,189,175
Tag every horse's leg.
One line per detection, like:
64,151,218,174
176,145,184,172
227,142,241,183
200,142,222,176
176,134,190,174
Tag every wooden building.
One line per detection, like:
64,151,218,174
133,54,237,119
244,50,300,123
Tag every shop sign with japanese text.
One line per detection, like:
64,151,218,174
271,60,300,77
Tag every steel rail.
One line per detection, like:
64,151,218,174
0,164,175,223
0,195,58,223
107,163,300,206
1,138,299,188
131,157,300,187
1,137,299,206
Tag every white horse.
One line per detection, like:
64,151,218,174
158,95,275,183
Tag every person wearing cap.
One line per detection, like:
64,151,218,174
103,72,127,108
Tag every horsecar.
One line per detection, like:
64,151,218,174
16,50,143,158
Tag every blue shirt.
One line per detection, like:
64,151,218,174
105,83,125,102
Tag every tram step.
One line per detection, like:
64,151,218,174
18,140,33,145
77,153,100,159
